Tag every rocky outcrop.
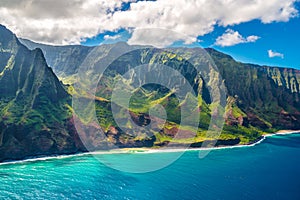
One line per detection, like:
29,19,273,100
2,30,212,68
0,25,299,162
0,25,86,162
155,138,241,148
206,48,300,130
265,67,300,93
19,39,93,77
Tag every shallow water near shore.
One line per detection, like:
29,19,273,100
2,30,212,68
0,133,300,199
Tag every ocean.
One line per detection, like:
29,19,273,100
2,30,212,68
0,133,300,200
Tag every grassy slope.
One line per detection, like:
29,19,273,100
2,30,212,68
17,38,300,147
71,48,282,146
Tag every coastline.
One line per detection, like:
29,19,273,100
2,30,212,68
1,130,299,166
271,130,300,135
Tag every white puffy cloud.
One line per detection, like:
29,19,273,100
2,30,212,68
104,34,121,40
215,29,260,47
0,0,298,46
268,50,284,59
127,28,198,47
0,0,133,45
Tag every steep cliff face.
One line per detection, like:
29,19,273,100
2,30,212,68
19,39,93,78
0,25,84,162
206,48,300,130
17,34,300,150
265,67,300,93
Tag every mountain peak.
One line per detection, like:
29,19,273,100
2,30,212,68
204,48,234,61
0,25,83,162
0,24,15,39
0,24,9,32
0,24,21,52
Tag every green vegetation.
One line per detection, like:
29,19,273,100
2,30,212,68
1,24,300,163
0,25,84,162
67,46,300,148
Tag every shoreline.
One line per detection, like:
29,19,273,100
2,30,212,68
269,130,300,135
1,130,299,166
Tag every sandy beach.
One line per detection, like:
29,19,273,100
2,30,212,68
275,130,300,134
1,130,299,165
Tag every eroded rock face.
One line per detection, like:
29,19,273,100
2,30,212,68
206,48,300,130
0,122,86,162
266,67,300,93
27,39,300,132
19,38,93,77
1,24,300,162
0,25,86,162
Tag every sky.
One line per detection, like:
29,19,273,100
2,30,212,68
0,0,299,69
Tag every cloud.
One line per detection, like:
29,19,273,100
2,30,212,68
215,29,260,47
268,50,284,59
127,28,197,47
104,34,121,40
0,0,298,46
0,0,133,45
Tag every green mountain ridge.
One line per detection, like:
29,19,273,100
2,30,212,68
207,48,300,130
0,25,299,162
0,25,85,162
20,39,300,131
19,38,300,94
20,38,300,143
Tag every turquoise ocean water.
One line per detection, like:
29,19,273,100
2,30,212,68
0,133,300,199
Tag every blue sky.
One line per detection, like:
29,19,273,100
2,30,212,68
82,14,300,69
1,0,299,69
200,17,300,69
81,1,300,69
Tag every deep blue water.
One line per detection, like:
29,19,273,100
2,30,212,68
0,133,300,200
